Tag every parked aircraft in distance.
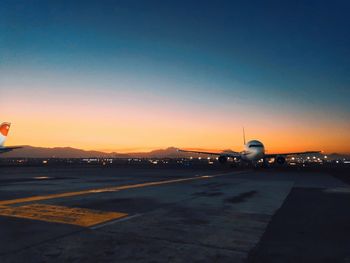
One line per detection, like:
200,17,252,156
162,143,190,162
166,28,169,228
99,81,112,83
0,122,22,154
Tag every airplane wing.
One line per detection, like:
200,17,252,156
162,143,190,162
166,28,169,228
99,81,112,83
265,151,321,158
0,146,23,154
177,149,241,158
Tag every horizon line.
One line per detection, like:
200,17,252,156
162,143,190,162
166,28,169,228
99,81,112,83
5,145,350,155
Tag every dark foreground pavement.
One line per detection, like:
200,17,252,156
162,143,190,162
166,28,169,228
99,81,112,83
247,187,350,263
0,166,349,262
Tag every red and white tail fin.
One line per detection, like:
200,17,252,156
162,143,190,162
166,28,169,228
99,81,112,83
0,122,11,147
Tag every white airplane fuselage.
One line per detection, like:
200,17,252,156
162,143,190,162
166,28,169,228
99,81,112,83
240,140,265,162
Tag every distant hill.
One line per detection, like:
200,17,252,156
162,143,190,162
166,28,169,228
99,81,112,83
133,147,189,158
1,146,347,159
0,146,129,158
0,146,199,158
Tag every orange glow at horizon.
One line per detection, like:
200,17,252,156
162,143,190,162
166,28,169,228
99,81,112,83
5,120,350,154
2,85,350,155
3,106,350,155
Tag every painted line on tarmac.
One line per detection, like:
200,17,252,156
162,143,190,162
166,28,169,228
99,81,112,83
0,204,128,227
90,213,143,230
0,171,239,206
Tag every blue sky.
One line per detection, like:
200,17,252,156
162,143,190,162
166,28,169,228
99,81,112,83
1,0,349,152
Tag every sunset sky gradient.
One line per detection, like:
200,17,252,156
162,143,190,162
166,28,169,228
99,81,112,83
1,0,350,153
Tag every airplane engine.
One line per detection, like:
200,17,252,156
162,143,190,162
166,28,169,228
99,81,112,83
218,156,227,164
275,156,286,165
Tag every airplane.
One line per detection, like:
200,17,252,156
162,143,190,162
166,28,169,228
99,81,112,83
178,129,321,166
0,122,22,154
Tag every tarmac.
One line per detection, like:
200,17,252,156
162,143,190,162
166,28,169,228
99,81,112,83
0,165,349,262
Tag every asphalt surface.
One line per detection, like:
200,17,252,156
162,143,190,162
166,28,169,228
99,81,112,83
247,187,350,263
0,166,349,262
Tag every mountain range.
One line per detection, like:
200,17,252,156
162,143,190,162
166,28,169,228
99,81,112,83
0,146,348,159
0,146,195,158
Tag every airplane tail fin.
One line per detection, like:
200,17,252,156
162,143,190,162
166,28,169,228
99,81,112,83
0,122,11,147
243,127,246,145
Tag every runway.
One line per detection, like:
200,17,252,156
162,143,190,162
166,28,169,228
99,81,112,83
0,166,349,262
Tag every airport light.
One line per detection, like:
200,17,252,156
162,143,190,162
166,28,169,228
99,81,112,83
34,176,49,180
324,155,327,159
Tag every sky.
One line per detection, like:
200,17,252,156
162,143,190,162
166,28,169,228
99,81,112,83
1,0,350,153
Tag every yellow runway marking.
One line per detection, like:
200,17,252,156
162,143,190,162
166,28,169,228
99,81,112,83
0,172,230,206
0,204,128,227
